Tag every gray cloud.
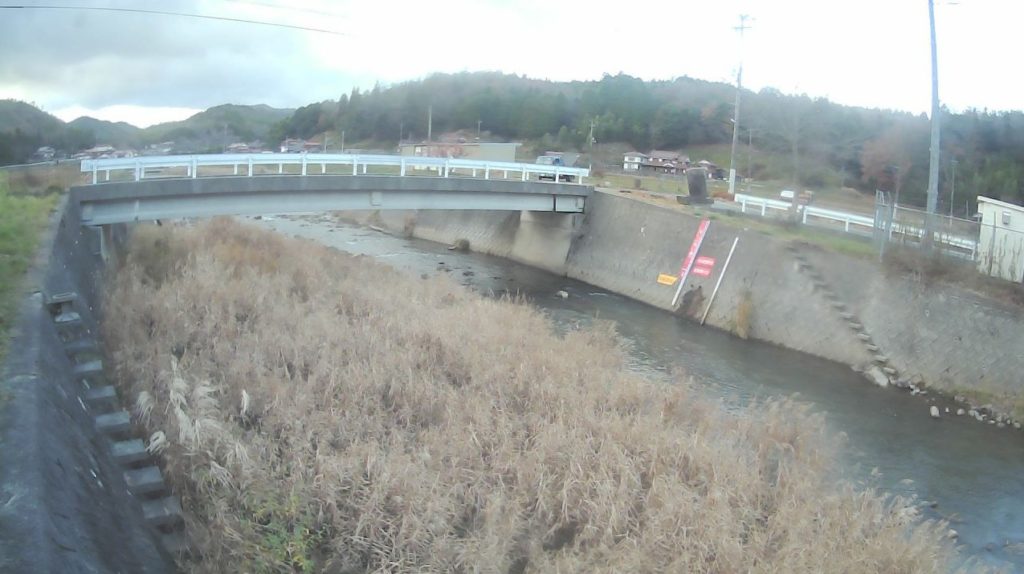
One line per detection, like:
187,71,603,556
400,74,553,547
0,0,359,110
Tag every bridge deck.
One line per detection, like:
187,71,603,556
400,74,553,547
72,175,591,225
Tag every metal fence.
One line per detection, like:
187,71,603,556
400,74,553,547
874,192,981,260
872,191,1024,285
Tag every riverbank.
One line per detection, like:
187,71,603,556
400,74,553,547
103,220,967,572
350,190,1024,424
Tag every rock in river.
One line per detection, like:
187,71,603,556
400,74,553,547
930,406,940,419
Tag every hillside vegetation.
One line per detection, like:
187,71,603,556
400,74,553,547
0,101,293,164
271,72,1024,212
103,220,972,573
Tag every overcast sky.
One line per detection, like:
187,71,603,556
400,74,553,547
0,0,1018,127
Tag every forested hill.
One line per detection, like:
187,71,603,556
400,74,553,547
0,102,292,165
272,72,1024,207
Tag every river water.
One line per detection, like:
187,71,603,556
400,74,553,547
256,214,1024,571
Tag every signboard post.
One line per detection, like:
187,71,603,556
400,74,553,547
671,219,711,307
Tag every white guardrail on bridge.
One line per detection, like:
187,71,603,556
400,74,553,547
80,153,590,185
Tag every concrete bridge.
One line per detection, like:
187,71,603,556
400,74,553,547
73,176,591,227
73,153,591,226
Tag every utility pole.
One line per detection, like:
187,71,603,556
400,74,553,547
728,14,751,196
477,119,482,138
427,104,433,143
340,130,345,153
924,0,941,246
746,128,756,194
587,118,597,172
399,121,404,143
949,158,958,219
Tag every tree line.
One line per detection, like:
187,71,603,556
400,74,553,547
270,72,1024,212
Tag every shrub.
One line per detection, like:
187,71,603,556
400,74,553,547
103,220,971,573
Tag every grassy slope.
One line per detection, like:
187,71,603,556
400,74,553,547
103,221,971,573
0,172,59,359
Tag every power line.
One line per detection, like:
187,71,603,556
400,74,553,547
220,0,349,21
0,4,348,36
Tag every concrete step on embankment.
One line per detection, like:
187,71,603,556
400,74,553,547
143,496,183,527
44,291,77,314
54,311,82,326
112,439,150,465
866,343,880,352
124,466,166,495
64,338,100,357
873,354,890,364
111,439,149,465
95,411,132,436
857,333,873,342
883,366,899,377
848,321,864,331
83,385,118,410
72,359,103,378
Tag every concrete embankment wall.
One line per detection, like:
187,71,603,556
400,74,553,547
368,190,1024,402
0,200,171,572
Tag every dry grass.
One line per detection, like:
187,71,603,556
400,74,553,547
735,289,754,340
103,220,974,573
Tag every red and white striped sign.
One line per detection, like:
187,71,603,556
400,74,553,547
692,256,716,277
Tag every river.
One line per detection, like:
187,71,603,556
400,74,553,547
256,214,1024,571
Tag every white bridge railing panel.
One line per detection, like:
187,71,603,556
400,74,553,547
81,153,590,185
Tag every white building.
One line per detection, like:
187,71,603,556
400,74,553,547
623,152,646,171
976,196,1024,283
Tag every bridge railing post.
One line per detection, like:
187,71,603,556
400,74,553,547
92,165,98,184
233,163,238,176
484,165,490,180
352,157,358,176
521,168,527,181
301,154,307,176
443,160,450,178
400,159,406,177
248,157,253,176
134,159,141,181
191,157,198,179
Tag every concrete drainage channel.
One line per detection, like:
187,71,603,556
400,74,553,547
0,197,178,573
47,292,186,555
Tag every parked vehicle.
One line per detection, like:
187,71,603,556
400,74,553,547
536,152,580,182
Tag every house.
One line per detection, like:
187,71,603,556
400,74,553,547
32,146,55,161
280,138,306,153
81,145,116,159
622,150,690,174
398,142,520,163
623,152,647,171
976,196,1024,283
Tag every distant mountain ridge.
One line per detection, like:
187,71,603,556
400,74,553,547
0,101,295,164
